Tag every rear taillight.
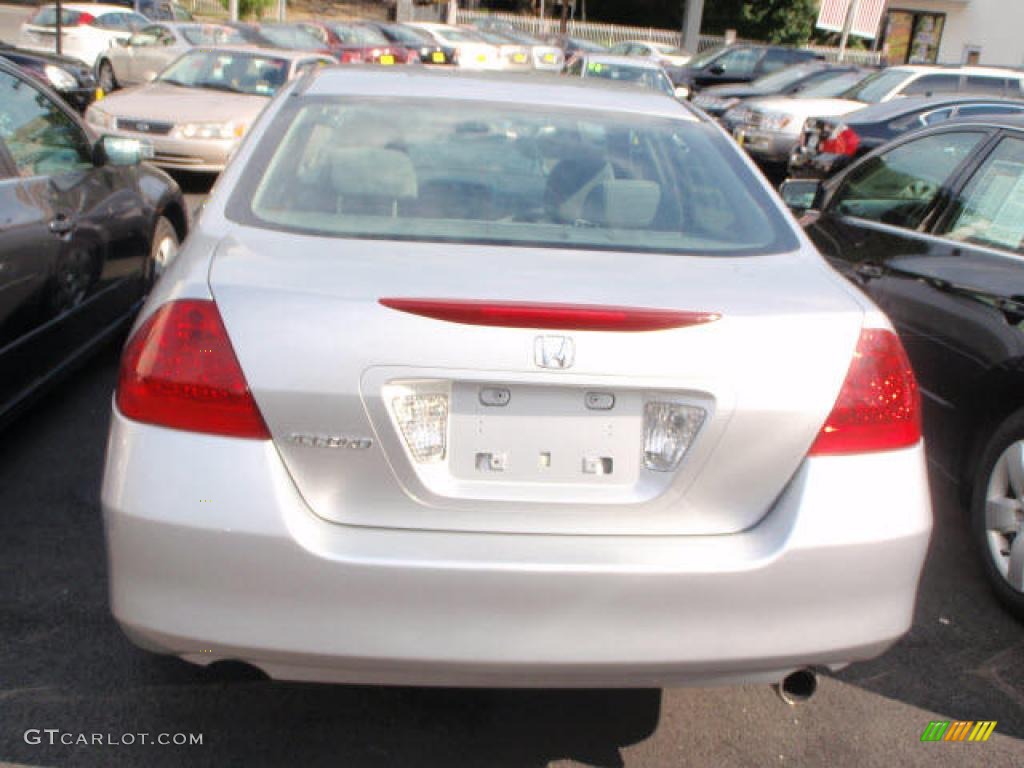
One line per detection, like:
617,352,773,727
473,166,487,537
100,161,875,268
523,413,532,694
76,11,95,25
820,124,860,156
340,50,363,63
116,300,270,439
809,328,920,455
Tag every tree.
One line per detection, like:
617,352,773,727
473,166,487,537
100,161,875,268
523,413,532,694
739,0,817,44
219,0,273,20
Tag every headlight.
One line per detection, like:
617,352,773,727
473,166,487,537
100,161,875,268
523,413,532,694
172,122,246,140
44,64,77,90
86,108,114,129
694,95,737,111
758,112,794,133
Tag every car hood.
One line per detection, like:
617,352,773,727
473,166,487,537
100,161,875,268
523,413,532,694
745,96,864,120
96,81,270,123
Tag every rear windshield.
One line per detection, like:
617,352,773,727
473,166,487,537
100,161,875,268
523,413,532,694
331,24,388,46
229,98,798,256
840,68,911,104
181,24,245,45
31,7,85,26
583,61,674,97
258,25,322,50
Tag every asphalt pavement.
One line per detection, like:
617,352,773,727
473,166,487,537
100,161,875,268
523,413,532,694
0,7,1023,766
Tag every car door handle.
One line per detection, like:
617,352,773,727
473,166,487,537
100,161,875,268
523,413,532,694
49,214,74,235
854,262,884,280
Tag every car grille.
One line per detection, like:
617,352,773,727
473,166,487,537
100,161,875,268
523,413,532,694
117,118,173,135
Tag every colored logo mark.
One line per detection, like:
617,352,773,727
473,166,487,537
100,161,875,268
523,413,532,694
921,721,997,742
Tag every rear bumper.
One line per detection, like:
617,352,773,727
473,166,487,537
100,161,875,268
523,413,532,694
102,409,932,687
735,129,799,164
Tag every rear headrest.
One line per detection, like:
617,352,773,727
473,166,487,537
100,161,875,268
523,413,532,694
330,148,418,200
582,180,661,228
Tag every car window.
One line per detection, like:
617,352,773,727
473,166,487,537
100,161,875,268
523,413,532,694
330,24,388,46
957,104,1024,117
964,76,1009,97
758,49,792,75
0,70,92,177
899,74,960,97
941,136,1024,253
181,24,244,45
712,47,760,77
841,68,913,104
921,107,955,126
830,131,984,229
583,61,673,95
566,58,583,76
233,99,800,256
258,26,323,50
130,26,162,46
30,7,86,26
609,42,629,55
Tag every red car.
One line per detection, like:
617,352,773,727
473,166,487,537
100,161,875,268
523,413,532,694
297,21,417,65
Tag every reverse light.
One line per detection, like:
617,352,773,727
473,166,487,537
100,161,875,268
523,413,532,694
809,328,920,455
392,393,448,463
643,402,706,472
820,124,860,156
116,300,270,439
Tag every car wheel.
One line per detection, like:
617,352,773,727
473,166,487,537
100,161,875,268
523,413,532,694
150,216,179,281
971,411,1024,619
98,60,117,93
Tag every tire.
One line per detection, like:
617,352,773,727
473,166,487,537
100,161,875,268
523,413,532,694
98,59,117,93
970,409,1024,620
149,216,179,282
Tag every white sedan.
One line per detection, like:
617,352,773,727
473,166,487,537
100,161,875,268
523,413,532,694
18,3,149,67
102,68,931,692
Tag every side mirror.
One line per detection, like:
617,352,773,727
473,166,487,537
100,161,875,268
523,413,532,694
708,64,725,75
674,86,690,100
96,135,154,167
779,179,822,215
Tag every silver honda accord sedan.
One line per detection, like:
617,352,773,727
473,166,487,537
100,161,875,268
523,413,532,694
102,68,932,690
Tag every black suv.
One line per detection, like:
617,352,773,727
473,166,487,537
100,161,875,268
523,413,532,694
675,44,820,96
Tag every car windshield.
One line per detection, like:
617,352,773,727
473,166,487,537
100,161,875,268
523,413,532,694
434,27,484,43
233,99,798,256
797,70,870,98
331,24,388,45
685,46,726,70
584,61,674,96
749,64,821,92
122,12,150,29
652,43,686,56
181,24,245,45
840,68,912,104
569,37,607,52
502,29,543,45
159,50,290,96
380,24,431,46
258,25,323,50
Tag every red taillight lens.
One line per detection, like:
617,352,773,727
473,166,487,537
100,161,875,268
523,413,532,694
77,11,95,25
340,50,363,63
820,125,860,156
380,298,720,332
810,328,920,455
116,300,270,439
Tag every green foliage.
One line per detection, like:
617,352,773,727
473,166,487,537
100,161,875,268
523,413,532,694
739,0,817,44
219,0,274,21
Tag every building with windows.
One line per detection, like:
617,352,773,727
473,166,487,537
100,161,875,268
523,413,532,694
877,1,1024,67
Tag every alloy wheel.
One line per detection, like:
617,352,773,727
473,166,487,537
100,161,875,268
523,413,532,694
984,440,1024,591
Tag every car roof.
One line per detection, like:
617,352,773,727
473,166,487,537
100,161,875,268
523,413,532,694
889,64,1024,78
846,93,1024,123
42,3,136,11
576,54,665,70
304,68,697,120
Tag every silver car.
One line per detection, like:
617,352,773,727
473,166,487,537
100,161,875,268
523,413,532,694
102,69,931,690
96,22,245,92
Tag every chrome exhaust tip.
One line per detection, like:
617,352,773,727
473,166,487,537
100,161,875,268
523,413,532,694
776,668,818,705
